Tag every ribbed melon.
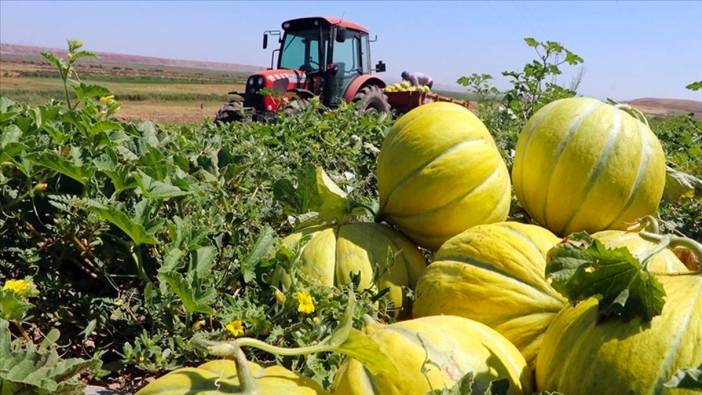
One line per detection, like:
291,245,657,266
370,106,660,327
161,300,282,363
412,222,565,364
138,360,329,395
281,223,426,314
512,97,666,236
536,273,702,395
332,316,532,395
592,230,688,273
377,102,511,250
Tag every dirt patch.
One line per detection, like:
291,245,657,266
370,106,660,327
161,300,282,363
116,101,225,123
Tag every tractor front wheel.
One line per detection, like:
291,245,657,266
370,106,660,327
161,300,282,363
214,101,245,123
354,85,390,113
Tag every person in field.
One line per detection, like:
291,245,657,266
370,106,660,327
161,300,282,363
401,71,434,88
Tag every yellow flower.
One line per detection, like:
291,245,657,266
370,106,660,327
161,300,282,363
312,317,320,324
99,95,115,105
225,320,244,337
2,279,38,298
296,291,315,314
275,288,286,304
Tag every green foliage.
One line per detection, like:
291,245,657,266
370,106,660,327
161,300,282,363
650,114,702,239
424,371,510,395
456,73,500,101
546,232,666,322
0,290,33,322
686,81,702,91
458,37,583,124
0,320,102,394
1,41,393,390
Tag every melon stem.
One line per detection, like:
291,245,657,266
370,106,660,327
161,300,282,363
640,215,660,234
614,103,650,127
640,231,702,273
200,339,260,394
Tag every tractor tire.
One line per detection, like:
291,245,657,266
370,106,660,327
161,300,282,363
214,101,245,123
353,85,391,113
283,99,310,116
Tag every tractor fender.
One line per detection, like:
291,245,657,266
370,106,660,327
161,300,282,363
343,75,386,103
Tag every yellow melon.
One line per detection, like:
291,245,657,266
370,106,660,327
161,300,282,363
377,102,511,250
512,97,666,235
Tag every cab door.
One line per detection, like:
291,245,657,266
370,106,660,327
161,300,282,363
329,28,364,106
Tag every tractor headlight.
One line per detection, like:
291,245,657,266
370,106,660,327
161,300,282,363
256,76,264,86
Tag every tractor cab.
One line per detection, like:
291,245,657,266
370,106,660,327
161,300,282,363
216,16,388,123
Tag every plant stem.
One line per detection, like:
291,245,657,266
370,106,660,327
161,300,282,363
11,320,32,343
640,231,702,273
236,337,333,356
59,66,73,111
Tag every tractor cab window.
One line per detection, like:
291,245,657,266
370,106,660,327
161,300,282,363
332,30,362,76
279,28,323,71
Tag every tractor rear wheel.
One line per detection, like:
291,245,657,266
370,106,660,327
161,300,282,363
354,85,390,113
215,101,245,123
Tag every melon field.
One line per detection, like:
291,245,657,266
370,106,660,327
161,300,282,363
1,39,701,395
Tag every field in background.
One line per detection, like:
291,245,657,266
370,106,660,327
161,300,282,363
1,45,252,123
2,43,700,123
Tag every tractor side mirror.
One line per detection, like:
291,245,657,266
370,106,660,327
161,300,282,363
374,60,386,73
263,33,268,49
335,27,346,43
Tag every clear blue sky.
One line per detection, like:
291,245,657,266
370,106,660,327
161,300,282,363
2,1,701,100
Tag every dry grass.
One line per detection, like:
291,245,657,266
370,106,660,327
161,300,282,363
116,101,226,123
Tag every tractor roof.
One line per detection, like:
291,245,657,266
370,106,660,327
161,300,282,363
282,16,369,34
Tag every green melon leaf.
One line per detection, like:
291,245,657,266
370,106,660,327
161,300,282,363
158,272,215,315
241,226,277,283
134,170,190,200
545,232,666,322
82,200,157,245
664,166,702,201
73,83,111,102
665,364,702,389
0,320,101,394
424,372,510,395
27,151,91,185
0,290,33,321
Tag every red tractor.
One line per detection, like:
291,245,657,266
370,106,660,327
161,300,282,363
215,16,390,122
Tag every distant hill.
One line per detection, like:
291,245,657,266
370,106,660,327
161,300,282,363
625,97,702,117
0,43,262,73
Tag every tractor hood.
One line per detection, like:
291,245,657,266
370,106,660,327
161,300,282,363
249,69,308,88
